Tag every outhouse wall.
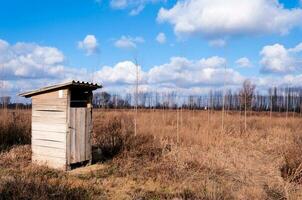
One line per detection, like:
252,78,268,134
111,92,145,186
31,89,68,169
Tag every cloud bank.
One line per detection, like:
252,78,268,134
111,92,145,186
2,38,302,97
157,0,302,39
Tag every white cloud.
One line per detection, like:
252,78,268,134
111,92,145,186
157,0,302,38
260,43,302,74
78,35,99,55
114,36,145,49
0,39,91,87
209,39,226,47
236,57,252,68
110,0,165,15
92,56,245,94
148,56,243,88
95,61,147,85
0,39,99,98
94,56,243,91
0,41,68,79
156,32,166,44
255,74,302,88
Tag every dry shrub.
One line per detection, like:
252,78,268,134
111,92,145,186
93,114,134,160
0,172,90,200
0,146,104,200
281,133,302,184
93,114,162,162
0,111,31,151
0,145,31,169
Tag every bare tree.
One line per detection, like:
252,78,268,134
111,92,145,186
239,79,256,131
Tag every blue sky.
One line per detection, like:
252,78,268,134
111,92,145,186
1,0,302,97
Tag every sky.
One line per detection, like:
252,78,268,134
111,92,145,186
1,0,302,99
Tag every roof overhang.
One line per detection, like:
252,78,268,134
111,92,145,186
19,80,102,98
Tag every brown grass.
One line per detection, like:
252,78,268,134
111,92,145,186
1,108,302,199
0,109,31,151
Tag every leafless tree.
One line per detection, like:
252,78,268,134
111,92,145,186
239,79,256,131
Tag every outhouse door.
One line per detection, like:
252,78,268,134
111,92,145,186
69,106,92,164
69,107,92,164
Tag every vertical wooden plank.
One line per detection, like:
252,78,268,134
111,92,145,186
79,108,86,161
66,89,71,167
70,108,76,163
85,108,92,160
75,108,80,162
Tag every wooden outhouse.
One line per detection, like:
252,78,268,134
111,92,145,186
19,81,101,170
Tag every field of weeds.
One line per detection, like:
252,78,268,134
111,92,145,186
1,108,302,199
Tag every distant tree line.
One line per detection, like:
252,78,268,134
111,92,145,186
92,80,302,113
2,80,302,113
0,96,31,109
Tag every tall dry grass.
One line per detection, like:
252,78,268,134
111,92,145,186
92,109,302,199
1,108,302,199
0,109,31,151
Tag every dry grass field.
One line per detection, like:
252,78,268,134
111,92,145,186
1,108,302,199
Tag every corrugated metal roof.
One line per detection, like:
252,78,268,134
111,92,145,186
19,80,102,98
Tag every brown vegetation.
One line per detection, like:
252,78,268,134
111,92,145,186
0,110,31,151
1,109,302,199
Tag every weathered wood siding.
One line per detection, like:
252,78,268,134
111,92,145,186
31,89,68,170
68,108,92,164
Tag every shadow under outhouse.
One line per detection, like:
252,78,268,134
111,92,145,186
19,81,101,170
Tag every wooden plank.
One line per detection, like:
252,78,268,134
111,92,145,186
32,130,66,138
32,104,67,111
85,108,92,160
32,145,66,158
32,110,66,118
32,116,66,124
70,108,76,163
32,139,66,149
32,98,67,107
32,135,66,144
32,122,67,132
78,108,86,161
75,108,80,162
32,154,66,169
32,90,68,100
66,89,71,165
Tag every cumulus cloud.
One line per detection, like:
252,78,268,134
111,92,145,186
255,74,302,89
0,38,92,95
114,36,145,49
148,56,243,88
1,38,245,96
95,61,147,85
78,35,99,55
236,57,252,68
260,43,302,74
0,40,68,79
156,32,166,44
157,0,302,38
94,56,244,93
110,0,165,15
